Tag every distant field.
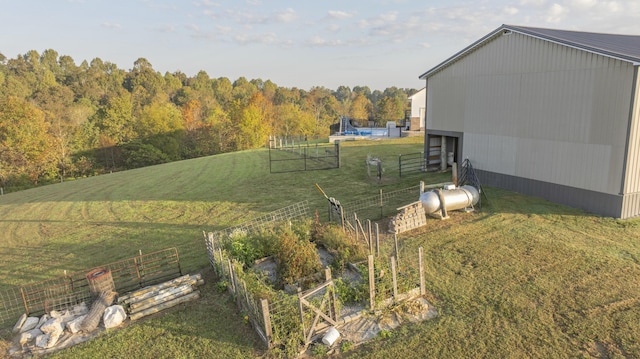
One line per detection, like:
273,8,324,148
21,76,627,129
2,135,640,358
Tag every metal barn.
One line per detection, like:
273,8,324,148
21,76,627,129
420,24,640,218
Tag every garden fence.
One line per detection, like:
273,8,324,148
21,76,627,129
0,248,181,329
204,198,429,352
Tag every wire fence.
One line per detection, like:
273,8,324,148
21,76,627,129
399,152,427,177
204,194,431,351
209,201,310,249
332,182,449,224
0,248,181,329
0,288,25,330
335,185,421,222
268,137,340,173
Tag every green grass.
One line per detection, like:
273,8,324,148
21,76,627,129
2,135,640,358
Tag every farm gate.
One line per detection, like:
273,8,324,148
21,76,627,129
398,152,426,177
268,136,340,173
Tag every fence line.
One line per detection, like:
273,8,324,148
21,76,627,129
204,199,430,352
268,137,340,173
332,182,448,225
210,201,310,247
398,152,426,177
206,232,274,348
0,248,181,329
0,288,25,330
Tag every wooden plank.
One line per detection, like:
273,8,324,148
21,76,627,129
300,297,336,326
129,291,200,321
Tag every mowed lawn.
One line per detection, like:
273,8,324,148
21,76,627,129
1,136,640,358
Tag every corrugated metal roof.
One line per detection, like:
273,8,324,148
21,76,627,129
419,24,640,79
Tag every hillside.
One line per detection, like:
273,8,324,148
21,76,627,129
2,136,640,358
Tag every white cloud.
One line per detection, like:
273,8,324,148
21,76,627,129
568,0,597,9
234,32,278,45
327,10,354,20
519,0,547,6
358,11,398,28
546,3,569,23
275,8,297,23
102,22,122,30
307,36,344,46
326,24,341,32
194,0,220,8
503,6,520,15
153,24,176,33
221,7,297,25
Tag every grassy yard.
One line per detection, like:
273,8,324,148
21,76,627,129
2,136,640,358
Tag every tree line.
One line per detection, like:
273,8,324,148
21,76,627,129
0,49,417,191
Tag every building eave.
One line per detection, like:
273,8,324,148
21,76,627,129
419,24,640,81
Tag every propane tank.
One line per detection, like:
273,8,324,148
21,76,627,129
419,185,479,214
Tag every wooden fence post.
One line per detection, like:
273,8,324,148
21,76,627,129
354,213,359,243
379,189,383,218
260,299,273,348
394,233,400,265
297,287,306,339
391,256,398,301
228,259,236,293
325,267,338,320
217,248,224,276
452,162,458,186
367,220,373,254
375,223,380,257
207,232,215,247
368,255,375,311
242,281,250,310
419,247,425,296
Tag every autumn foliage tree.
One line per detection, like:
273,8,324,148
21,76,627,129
0,97,56,186
0,49,416,192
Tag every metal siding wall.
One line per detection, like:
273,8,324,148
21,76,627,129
477,169,624,218
623,69,640,193
620,68,640,218
428,32,635,195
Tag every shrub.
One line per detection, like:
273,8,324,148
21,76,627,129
276,228,321,286
313,224,368,271
334,277,368,305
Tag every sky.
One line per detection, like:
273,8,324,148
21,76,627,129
2,0,640,92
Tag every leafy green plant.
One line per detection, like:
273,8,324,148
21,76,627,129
311,343,327,357
216,280,229,293
340,340,353,353
334,277,368,305
276,228,321,285
313,223,368,271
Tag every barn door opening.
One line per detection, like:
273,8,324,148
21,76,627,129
425,131,463,172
